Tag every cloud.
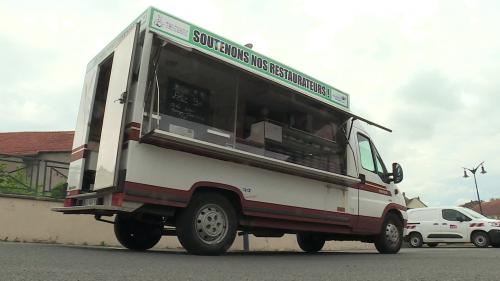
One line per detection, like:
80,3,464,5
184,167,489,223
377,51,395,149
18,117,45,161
388,70,462,141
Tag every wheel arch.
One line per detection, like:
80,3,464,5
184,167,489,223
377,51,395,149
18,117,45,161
381,204,406,231
386,208,404,223
190,182,245,216
470,229,489,242
407,230,422,237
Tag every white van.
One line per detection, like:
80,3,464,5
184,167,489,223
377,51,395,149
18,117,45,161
405,207,500,248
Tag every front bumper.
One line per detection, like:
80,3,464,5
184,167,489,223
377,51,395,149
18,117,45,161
489,229,500,244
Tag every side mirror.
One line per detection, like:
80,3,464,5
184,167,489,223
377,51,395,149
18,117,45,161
391,163,404,184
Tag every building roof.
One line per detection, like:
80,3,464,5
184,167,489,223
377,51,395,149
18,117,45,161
403,192,428,208
0,131,74,156
463,199,500,217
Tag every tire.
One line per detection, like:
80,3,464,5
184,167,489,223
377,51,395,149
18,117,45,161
408,233,423,248
297,233,325,253
176,192,237,255
471,231,490,248
374,213,403,254
427,243,438,248
114,214,163,251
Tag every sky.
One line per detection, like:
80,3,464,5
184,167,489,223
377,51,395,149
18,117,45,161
0,0,499,206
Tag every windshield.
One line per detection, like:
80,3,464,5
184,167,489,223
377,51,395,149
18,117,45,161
459,207,486,219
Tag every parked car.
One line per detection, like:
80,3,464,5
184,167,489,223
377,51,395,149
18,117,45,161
405,207,500,248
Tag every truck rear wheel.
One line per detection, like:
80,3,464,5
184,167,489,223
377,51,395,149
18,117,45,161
374,213,403,254
297,233,325,253
176,192,237,255
114,214,163,251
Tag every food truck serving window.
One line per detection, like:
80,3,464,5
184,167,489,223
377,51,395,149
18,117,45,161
144,39,349,175
152,43,237,144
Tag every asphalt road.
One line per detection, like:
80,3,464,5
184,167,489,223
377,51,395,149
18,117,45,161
0,241,499,281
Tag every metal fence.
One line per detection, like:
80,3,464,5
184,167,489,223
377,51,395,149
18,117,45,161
0,154,69,199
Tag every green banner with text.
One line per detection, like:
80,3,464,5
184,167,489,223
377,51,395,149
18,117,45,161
149,8,350,110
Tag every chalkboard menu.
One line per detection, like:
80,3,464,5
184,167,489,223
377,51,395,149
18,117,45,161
164,78,210,125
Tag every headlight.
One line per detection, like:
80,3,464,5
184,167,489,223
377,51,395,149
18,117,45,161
489,221,500,227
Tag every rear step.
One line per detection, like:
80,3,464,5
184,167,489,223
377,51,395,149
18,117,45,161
51,205,131,215
66,192,99,199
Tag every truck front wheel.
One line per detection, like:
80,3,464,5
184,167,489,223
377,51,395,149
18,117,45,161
297,233,325,253
374,213,403,254
176,192,237,255
114,214,163,251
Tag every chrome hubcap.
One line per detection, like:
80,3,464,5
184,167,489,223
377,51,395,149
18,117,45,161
195,204,228,245
385,223,400,246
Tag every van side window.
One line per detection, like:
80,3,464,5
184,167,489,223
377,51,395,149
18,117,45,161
442,209,471,221
357,134,375,172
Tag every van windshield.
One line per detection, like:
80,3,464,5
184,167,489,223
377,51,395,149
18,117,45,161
459,208,486,219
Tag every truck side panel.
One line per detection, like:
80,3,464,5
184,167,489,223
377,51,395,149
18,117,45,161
125,140,354,224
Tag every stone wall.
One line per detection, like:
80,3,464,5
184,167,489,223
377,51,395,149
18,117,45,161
0,195,374,251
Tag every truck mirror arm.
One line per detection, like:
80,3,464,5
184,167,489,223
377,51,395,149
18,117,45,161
359,173,366,184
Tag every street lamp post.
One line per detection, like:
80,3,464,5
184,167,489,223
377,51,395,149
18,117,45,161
463,162,487,215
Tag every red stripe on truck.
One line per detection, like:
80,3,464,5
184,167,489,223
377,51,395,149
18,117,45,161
71,144,87,153
122,181,406,235
355,181,392,196
70,149,88,162
124,122,141,141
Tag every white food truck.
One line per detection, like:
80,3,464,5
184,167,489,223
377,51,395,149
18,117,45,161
54,7,407,255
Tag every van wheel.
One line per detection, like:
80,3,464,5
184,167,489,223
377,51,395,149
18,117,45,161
471,231,490,248
374,213,403,254
408,233,423,248
427,243,438,248
176,192,237,255
114,214,163,251
297,233,325,253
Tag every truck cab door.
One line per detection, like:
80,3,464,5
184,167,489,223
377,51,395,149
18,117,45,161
93,24,139,190
355,133,392,231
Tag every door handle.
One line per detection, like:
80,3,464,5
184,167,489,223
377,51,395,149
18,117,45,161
433,223,439,225
442,223,447,225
